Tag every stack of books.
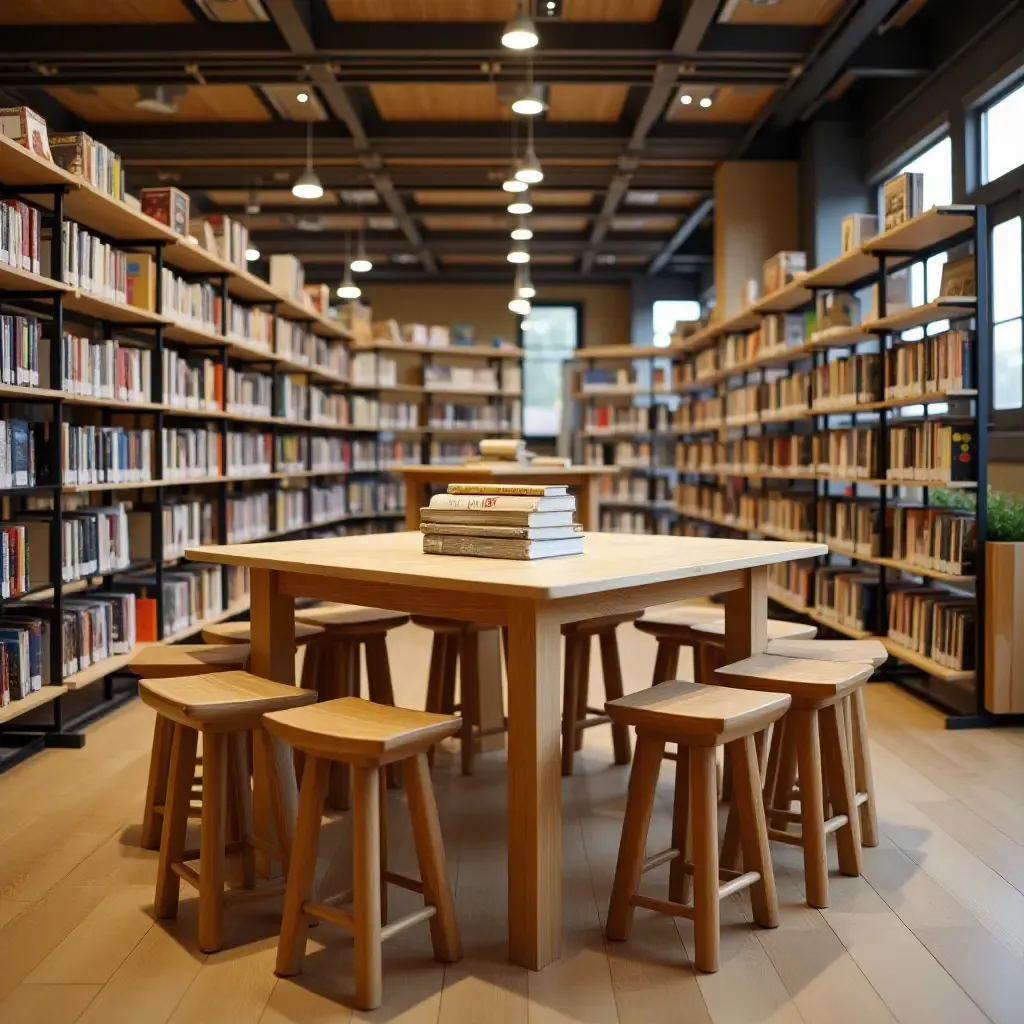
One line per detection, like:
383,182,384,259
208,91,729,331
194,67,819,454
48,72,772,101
421,483,584,560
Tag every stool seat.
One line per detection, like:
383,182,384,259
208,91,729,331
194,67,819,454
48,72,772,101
264,697,463,766
606,679,790,743
131,643,251,678
562,611,640,636
412,615,482,634
297,604,410,632
202,620,324,646
641,605,725,626
715,655,873,704
139,670,316,730
693,620,817,640
765,638,888,667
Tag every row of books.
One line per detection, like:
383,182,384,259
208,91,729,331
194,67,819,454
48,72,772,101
60,425,153,485
61,334,151,402
226,489,307,543
584,441,652,468
885,330,974,397
165,351,222,411
351,352,398,387
673,396,724,433
350,438,419,471
587,405,672,434
600,474,672,505
423,363,504,391
0,198,41,276
155,266,218,328
51,131,125,201
30,503,133,584
0,419,35,488
601,509,671,534
888,422,976,481
58,221,128,303
0,314,41,387
888,585,975,671
428,441,477,464
226,301,273,348
428,402,521,431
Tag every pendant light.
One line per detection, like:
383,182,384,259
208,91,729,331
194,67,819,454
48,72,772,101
508,193,533,216
292,122,324,200
507,247,530,264
502,1,538,50
515,268,536,300
350,215,372,273
509,297,532,315
503,175,528,193
245,245,260,262
337,233,362,299
515,147,543,184
511,221,533,241
511,83,546,116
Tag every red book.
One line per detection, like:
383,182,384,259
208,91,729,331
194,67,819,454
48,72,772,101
135,597,158,643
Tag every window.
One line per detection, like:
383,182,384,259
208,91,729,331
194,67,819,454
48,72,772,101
891,137,954,342
652,299,700,347
992,216,1023,411
519,303,579,437
984,80,1024,184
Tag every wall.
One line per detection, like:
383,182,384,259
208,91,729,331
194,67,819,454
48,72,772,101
629,276,702,347
991,462,1024,495
361,282,631,348
714,161,800,316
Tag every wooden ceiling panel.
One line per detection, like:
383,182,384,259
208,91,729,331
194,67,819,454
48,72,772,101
561,0,664,20
531,216,589,231
242,214,365,231
0,0,191,22
206,190,340,207
422,215,510,231
722,0,844,26
533,190,593,206
370,83,508,121
47,85,272,123
667,85,776,124
611,215,679,232
330,0,661,18
414,190,508,206
547,85,628,123
441,255,510,265
531,255,575,265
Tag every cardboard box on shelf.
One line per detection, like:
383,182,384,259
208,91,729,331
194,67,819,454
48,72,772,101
0,106,51,161
763,251,806,294
141,187,190,236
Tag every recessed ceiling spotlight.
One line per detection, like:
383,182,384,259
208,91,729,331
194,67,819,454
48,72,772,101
501,3,538,50
394,253,418,264
699,96,713,108
296,90,309,103
680,94,693,105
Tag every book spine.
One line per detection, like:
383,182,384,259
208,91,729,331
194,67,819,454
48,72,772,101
428,494,547,511
446,484,559,496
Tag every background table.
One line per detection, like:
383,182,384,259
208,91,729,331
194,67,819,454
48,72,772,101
397,464,613,533
188,531,825,971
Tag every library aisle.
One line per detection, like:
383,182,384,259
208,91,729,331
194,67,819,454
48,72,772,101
0,624,1022,1024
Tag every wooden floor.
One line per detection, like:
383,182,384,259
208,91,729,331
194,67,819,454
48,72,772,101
1,622,1023,1023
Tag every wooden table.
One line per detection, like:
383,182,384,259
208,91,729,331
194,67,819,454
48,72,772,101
187,531,824,971
397,464,613,533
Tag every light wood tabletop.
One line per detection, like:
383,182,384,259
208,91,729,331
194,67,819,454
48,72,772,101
187,530,825,971
395,463,613,532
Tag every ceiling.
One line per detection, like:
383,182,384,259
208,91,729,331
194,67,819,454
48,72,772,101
0,0,934,285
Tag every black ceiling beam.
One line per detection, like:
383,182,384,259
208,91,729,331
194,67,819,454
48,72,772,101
844,29,931,79
697,25,818,58
258,0,436,272
647,195,714,276
767,0,911,129
253,236,675,256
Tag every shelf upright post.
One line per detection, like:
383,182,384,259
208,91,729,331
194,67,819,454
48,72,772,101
422,349,432,466
875,254,890,638
972,203,991,715
218,275,230,603
153,242,165,637
49,186,66,690
270,313,280,535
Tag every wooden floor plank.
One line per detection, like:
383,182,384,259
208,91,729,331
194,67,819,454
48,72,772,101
0,981,101,1024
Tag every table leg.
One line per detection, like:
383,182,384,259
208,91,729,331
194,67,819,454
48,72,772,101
404,479,427,531
578,476,600,532
474,628,506,753
723,566,769,665
248,568,297,878
506,600,562,970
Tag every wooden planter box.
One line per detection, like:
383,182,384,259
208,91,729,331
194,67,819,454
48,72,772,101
985,541,1024,713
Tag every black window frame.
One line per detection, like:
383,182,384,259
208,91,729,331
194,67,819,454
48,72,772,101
516,299,583,442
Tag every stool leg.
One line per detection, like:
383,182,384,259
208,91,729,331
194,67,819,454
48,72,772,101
198,730,228,954
366,634,402,790
379,767,389,925
668,744,691,905
651,639,680,686
792,708,829,909
229,732,256,890
770,717,798,831
458,630,480,777
850,688,878,847
820,702,863,878
300,639,321,692
606,736,665,941
574,636,590,751
257,726,295,876
720,728,767,873
276,756,329,978
404,752,462,962
155,723,198,920
439,634,458,715
691,744,720,973
599,628,632,766
352,764,383,1011
761,720,784,811
141,715,174,851
732,733,779,929
326,640,357,811
425,635,445,769
561,634,581,777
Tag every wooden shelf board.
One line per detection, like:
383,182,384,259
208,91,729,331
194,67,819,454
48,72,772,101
62,478,161,493
0,135,77,189
881,636,975,682
0,262,68,294
754,280,814,314
863,298,977,334
800,249,881,291
64,291,167,327
63,182,177,245
354,341,522,359
0,382,65,402
868,205,976,255
767,589,813,616
751,390,976,425
810,611,873,640
0,685,68,725
827,544,974,583
426,426,517,434
578,345,667,360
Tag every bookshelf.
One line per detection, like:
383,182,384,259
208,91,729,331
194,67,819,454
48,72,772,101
0,134,420,765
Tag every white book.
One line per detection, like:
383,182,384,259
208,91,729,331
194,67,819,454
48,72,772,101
428,493,575,512
423,534,584,560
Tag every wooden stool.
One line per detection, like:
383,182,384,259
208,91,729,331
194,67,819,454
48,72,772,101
201,620,325,646
296,604,412,802
762,638,885,847
263,697,463,1011
138,671,317,953
604,680,790,973
715,655,873,908
131,644,252,851
559,612,637,776
415,615,506,776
